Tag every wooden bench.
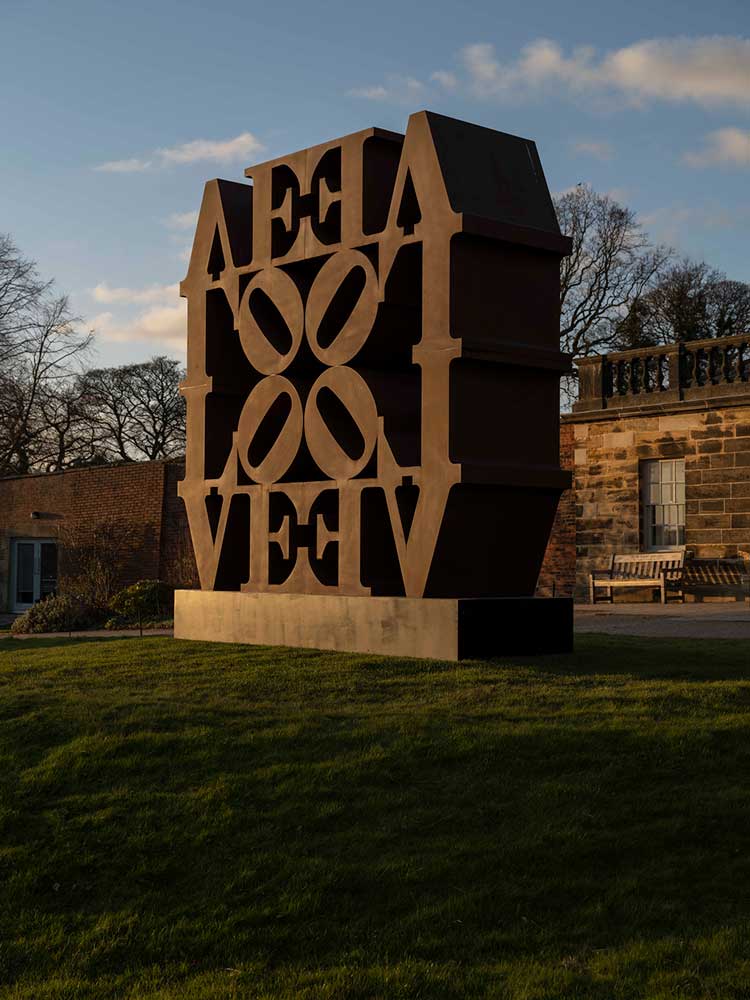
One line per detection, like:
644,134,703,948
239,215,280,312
589,549,686,604
683,556,750,602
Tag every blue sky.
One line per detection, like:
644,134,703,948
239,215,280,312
2,0,750,366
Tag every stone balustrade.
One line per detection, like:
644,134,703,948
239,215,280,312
574,334,750,413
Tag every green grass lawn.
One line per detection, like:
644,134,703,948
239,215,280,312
1,634,749,999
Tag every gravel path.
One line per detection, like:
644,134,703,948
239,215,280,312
575,602,750,639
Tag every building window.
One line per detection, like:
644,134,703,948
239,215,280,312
641,459,685,550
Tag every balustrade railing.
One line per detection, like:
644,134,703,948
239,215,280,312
574,334,750,412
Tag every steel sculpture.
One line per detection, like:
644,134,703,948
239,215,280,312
175,111,573,657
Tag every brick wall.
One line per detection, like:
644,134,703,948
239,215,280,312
536,422,576,597
0,461,173,611
571,404,750,599
159,461,198,588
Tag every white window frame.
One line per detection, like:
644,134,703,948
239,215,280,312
640,459,686,552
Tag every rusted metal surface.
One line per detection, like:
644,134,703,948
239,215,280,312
178,111,571,601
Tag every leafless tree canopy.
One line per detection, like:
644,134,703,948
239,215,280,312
554,186,750,407
78,357,186,463
0,234,186,475
0,233,52,362
615,259,750,349
555,185,673,360
0,236,93,474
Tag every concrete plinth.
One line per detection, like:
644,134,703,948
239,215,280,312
174,591,573,660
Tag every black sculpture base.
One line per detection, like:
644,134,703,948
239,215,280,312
457,596,573,657
174,591,573,661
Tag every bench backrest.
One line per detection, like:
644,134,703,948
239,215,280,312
611,549,685,578
684,558,746,587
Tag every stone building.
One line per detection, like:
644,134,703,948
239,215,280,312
537,332,750,601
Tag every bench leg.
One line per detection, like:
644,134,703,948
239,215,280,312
589,575,596,604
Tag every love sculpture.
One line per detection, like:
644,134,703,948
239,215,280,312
174,111,573,658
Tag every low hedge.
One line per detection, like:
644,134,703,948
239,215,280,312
11,595,106,635
107,580,175,629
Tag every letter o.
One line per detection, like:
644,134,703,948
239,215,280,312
305,366,378,481
305,250,378,366
236,375,302,483
239,268,304,374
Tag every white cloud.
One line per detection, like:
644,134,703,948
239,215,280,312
156,132,265,166
347,75,426,103
458,36,750,107
90,282,180,306
88,279,186,355
604,37,750,107
683,127,750,167
572,139,614,161
94,157,152,173
552,184,584,198
604,187,631,205
348,84,389,100
431,69,458,91
638,205,695,245
164,210,199,230
94,131,265,173
349,36,750,109
91,301,186,351
639,202,750,246
553,183,631,204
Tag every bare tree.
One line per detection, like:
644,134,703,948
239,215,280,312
79,356,186,462
710,279,750,340
34,381,104,472
0,233,51,364
556,185,672,358
0,291,92,475
126,356,186,460
77,364,136,463
0,235,188,473
615,259,750,349
59,519,133,606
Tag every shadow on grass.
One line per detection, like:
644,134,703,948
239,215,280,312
5,630,746,687
2,633,750,996
0,634,168,653
3,692,750,998
487,632,750,682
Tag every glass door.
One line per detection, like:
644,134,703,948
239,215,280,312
40,542,58,600
14,542,36,610
12,540,57,612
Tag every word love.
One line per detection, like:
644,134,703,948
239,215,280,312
178,112,570,602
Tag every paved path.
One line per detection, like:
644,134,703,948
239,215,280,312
576,602,750,640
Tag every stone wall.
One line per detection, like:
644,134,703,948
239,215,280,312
570,403,750,598
536,422,575,597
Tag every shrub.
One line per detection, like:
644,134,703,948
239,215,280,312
108,580,174,627
11,594,105,635
58,519,138,606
